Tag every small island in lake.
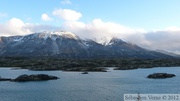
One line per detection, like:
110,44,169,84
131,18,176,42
0,74,59,82
82,71,88,74
12,74,59,82
147,73,175,79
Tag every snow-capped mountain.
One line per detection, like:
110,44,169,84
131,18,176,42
32,31,79,40
0,31,173,58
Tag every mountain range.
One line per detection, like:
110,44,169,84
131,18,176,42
0,31,173,59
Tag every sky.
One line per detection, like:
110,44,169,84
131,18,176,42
0,0,180,54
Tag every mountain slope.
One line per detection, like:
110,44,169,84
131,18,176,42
0,31,89,57
0,31,173,59
155,50,180,58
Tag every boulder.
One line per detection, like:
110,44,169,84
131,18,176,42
11,74,59,82
147,73,175,79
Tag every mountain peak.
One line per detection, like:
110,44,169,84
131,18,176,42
109,37,124,44
97,37,126,45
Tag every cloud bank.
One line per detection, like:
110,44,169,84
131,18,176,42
143,30,180,54
0,8,180,54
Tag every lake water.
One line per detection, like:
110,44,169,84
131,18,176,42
0,67,180,101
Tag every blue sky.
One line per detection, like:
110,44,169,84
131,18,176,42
0,0,180,54
1,0,180,30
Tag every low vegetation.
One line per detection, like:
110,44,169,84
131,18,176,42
0,57,180,71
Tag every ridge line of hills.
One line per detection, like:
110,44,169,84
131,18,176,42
0,31,176,59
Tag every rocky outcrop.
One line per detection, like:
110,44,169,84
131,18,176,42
147,73,175,79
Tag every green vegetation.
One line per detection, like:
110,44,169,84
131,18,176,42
0,57,180,71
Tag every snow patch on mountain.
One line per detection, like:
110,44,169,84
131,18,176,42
94,37,127,46
34,31,79,40
83,41,90,47
95,37,113,46
12,36,24,42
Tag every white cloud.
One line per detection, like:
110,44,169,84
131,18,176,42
165,26,180,31
62,19,145,40
0,18,59,36
0,18,31,36
142,31,180,53
60,0,72,5
52,8,82,21
41,13,52,21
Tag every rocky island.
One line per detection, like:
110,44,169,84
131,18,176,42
147,73,175,79
0,74,59,82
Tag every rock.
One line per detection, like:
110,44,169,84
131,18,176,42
82,71,88,74
0,77,11,81
11,74,59,82
147,73,175,79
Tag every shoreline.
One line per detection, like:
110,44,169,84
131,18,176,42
0,66,180,72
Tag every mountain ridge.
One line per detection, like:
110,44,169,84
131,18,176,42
0,31,173,59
